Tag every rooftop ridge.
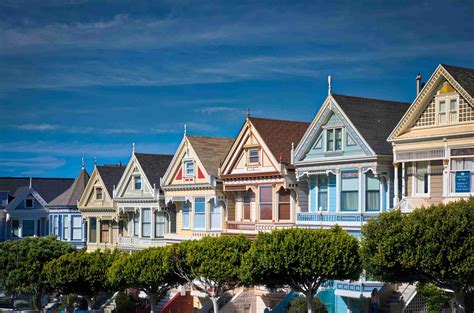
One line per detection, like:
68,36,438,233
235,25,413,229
332,93,410,105
248,116,310,124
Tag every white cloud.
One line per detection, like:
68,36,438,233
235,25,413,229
0,156,66,169
15,124,58,131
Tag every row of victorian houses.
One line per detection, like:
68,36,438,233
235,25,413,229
1,64,473,312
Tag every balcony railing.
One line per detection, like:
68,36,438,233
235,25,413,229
297,212,379,223
117,236,166,250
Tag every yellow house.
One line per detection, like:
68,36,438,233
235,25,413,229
388,64,474,210
78,164,125,251
161,135,234,243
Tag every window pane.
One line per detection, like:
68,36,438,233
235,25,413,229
135,176,142,189
210,204,221,229
260,186,273,203
366,172,379,190
450,99,457,110
185,161,194,175
335,129,342,150
366,191,380,211
63,216,69,240
249,149,259,163
182,203,190,228
71,216,82,240
155,211,166,237
439,100,446,112
341,171,358,190
194,198,206,213
142,209,151,237
326,129,334,151
341,191,358,211
318,176,328,211
260,204,272,220
450,112,458,123
89,217,97,243
194,198,205,229
133,213,139,236
278,189,291,220
101,222,109,243
243,191,252,220
416,162,428,194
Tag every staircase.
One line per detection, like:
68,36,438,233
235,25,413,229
102,291,119,313
381,283,417,313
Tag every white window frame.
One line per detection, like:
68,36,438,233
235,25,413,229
436,93,459,125
448,156,474,196
134,175,142,190
184,160,194,177
71,216,82,240
248,148,260,164
325,128,343,152
95,187,103,200
63,215,70,240
412,161,430,197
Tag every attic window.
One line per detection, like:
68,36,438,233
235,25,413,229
96,188,103,200
25,198,33,208
184,161,194,177
134,176,142,190
436,94,458,125
326,128,342,152
248,148,259,164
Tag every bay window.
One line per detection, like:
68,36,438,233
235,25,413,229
100,221,109,243
243,191,252,220
259,186,273,220
142,208,151,237
194,198,206,229
182,202,190,229
210,202,221,229
450,157,473,193
72,216,82,240
341,171,358,211
63,215,70,240
278,189,291,220
318,175,328,211
89,217,97,243
155,211,166,237
133,213,139,236
414,161,429,195
366,172,380,211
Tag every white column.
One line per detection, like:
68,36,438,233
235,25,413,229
335,169,341,212
401,162,406,198
358,168,363,213
379,176,384,211
386,173,391,210
393,163,400,205
138,208,142,238
151,209,156,239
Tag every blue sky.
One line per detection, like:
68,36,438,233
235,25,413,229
0,0,473,178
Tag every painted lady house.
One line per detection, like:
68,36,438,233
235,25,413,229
0,177,73,240
114,149,173,251
78,164,125,251
47,161,89,249
219,115,309,236
161,133,234,243
388,64,474,210
293,79,410,312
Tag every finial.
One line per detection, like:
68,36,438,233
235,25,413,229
81,157,85,169
328,75,332,95
132,142,135,153
184,124,187,137
94,156,97,166
246,108,251,118
29,177,32,189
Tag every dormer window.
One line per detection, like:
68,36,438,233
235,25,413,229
134,176,142,190
95,188,103,200
25,198,33,208
248,148,259,164
184,161,194,177
326,128,342,152
437,96,458,125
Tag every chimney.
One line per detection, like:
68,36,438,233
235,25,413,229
416,73,422,96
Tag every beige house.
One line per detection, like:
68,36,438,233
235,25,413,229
78,164,125,251
388,64,474,210
161,135,234,243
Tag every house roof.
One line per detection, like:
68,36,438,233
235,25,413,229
249,117,310,164
96,165,126,197
6,186,48,211
48,168,90,207
441,64,474,97
0,177,74,203
187,136,234,177
134,153,174,187
332,94,410,155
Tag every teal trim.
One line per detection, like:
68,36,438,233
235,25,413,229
310,176,317,213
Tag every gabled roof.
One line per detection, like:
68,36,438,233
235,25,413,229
441,64,474,97
96,165,126,198
332,94,410,155
187,136,234,177
249,117,310,164
0,177,74,203
134,153,173,187
48,168,90,207
6,186,48,211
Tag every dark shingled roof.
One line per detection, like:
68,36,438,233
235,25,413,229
442,64,474,97
249,117,310,165
48,168,90,207
135,153,173,187
0,177,74,203
96,165,126,197
187,136,234,177
332,94,410,155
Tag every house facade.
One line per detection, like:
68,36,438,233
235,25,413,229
161,135,234,243
293,88,410,312
114,152,173,251
219,116,309,236
388,64,474,210
47,164,89,249
78,164,125,251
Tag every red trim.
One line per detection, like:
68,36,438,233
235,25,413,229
176,167,183,180
197,166,205,179
160,292,180,312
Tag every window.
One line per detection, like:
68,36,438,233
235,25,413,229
438,100,447,124
248,149,259,164
72,216,82,240
194,198,206,229
278,189,291,220
341,171,358,211
53,215,59,236
63,215,70,240
155,211,166,237
134,176,142,190
142,208,151,237
449,99,458,123
23,220,35,237
96,188,103,200
182,202,190,229
0,192,8,206
243,191,252,220
185,161,194,177
318,175,328,211
12,220,20,238
414,161,429,195
210,202,221,229
100,221,109,243
25,198,33,208
89,217,97,243
133,212,139,236
326,128,342,152
259,186,273,220
450,157,473,193
438,97,458,125
366,172,380,211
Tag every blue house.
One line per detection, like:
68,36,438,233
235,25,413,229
47,165,89,249
293,83,410,313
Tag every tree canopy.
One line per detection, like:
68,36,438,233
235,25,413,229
361,198,474,312
0,236,75,310
43,248,120,309
170,235,251,313
108,246,183,313
242,227,361,313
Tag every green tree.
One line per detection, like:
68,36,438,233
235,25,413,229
416,284,452,313
108,246,182,313
170,235,251,313
43,248,120,310
361,199,474,312
242,227,361,313
286,295,328,313
0,237,74,310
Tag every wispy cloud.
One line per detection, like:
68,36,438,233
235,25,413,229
16,124,59,131
0,156,66,169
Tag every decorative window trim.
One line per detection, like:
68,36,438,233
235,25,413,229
184,160,194,177
325,128,343,152
247,148,260,165
448,156,474,196
435,93,459,125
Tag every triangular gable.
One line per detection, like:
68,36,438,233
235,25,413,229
389,64,474,141
114,154,154,199
294,95,374,162
78,167,113,208
6,187,47,212
162,136,211,187
220,118,281,176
